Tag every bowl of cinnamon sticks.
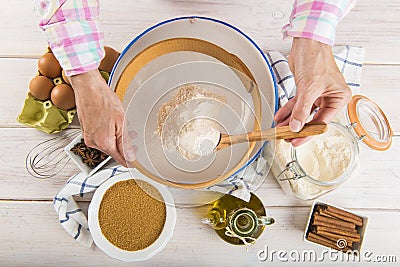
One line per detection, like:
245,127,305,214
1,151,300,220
304,200,368,252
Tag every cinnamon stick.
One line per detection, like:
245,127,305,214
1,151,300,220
313,213,356,230
307,233,351,252
316,230,360,243
312,220,358,233
311,229,354,248
323,206,363,227
320,209,362,227
317,209,337,219
313,225,360,239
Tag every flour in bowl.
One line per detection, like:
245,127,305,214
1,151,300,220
177,118,221,160
157,84,225,160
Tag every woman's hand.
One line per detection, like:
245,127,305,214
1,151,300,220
69,69,136,166
274,37,352,146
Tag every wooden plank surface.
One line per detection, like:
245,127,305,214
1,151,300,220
0,0,399,63
0,201,399,266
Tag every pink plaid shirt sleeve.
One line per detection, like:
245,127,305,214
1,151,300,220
37,0,104,76
282,0,357,46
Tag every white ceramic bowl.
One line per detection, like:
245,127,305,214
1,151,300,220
88,170,177,262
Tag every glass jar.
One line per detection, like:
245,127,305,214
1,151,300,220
267,95,393,200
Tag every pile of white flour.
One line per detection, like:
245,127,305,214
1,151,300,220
157,84,225,160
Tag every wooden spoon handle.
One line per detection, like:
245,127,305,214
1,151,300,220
249,122,328,142
218,122,328,149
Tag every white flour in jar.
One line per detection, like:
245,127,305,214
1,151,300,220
274,127,351,199
157,84,225,160
296,131,351,181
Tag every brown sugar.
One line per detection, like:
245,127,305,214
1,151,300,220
98,179,166,251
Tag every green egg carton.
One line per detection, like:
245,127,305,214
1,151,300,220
99,70,110,81
17,93,76,134
17,70,110,134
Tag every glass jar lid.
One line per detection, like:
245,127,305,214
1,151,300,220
347,95,393,151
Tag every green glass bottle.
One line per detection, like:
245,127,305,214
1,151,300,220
201,193,274,245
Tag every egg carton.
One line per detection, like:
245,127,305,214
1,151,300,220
17,71,110,134
17,92,76,134
17,46,116,134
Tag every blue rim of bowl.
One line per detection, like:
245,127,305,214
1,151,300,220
109,16,278,179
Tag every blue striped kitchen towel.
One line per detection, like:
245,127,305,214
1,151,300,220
54,46,364,247
54,163,128,247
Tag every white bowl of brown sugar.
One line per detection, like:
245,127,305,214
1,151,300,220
88,170,176,262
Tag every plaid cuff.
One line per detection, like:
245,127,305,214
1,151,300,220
282,0,357,46
38,0,104,76
43,19,104,76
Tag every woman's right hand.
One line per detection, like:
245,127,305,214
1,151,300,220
69,69,136,167
274,38,352,147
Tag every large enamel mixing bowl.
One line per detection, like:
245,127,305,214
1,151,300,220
108,16,277,190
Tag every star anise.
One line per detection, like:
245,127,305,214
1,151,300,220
82,151,100,168
70,139,109,169
70,142,87,157
99,152,108,161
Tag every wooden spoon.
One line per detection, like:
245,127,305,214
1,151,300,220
216,122,328,151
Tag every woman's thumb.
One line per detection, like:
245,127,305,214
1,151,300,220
289,94,315,132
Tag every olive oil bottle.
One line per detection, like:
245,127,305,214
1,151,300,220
201,193,274,245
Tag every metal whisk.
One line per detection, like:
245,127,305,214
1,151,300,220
26,129,80,179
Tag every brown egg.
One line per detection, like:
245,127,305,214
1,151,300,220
29,76,54,100
38,53,62,78
61,69,70,85
51,84,76,110
99,46,120,72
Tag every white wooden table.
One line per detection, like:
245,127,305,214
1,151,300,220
1,1,399,266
